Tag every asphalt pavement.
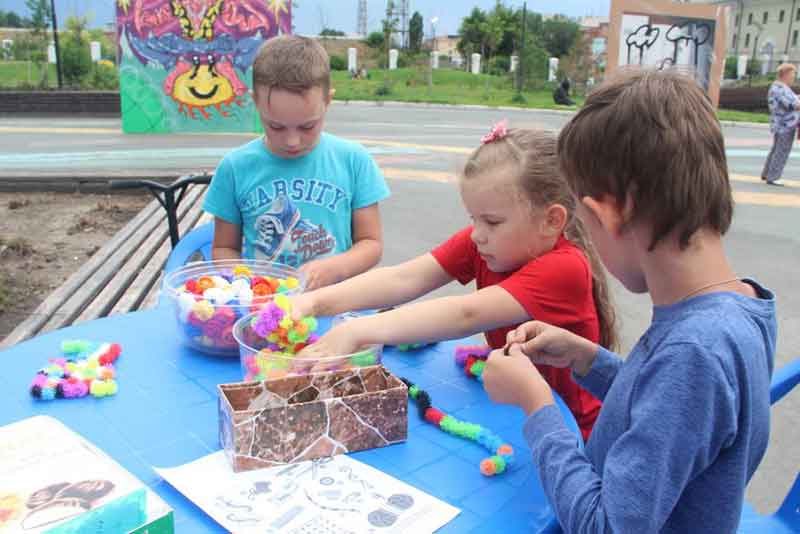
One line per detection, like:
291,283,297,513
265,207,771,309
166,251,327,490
0,101,798,514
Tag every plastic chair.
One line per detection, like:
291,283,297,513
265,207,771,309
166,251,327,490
738,358,800,533
158,222,214,307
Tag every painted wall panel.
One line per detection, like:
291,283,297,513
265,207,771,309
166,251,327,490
116,0,291,133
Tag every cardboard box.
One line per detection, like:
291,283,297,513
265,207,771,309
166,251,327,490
0,416,173,534
218,365,407,472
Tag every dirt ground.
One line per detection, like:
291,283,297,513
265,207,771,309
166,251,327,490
0,191,151,342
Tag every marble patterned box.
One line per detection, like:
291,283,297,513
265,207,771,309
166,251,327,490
218,366,408,472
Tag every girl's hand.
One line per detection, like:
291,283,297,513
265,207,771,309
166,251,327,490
289,293,316,321
506,321,598,376
483,348,554,416
295,322,363,368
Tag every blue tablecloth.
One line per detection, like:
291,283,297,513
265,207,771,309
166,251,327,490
0,307,579,533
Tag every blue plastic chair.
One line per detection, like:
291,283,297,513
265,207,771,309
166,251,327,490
738,358,800,533
158,221,214,307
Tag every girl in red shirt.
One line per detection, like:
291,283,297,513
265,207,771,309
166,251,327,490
293,124,617,439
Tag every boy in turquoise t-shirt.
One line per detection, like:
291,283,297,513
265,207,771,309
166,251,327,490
203,35,390,289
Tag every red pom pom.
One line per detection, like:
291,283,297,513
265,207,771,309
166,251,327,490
424,407,445,425
185,279,199,294
250,276,266,287
464,355,478,376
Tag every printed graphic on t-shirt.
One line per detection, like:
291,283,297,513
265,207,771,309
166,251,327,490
252,194,337,266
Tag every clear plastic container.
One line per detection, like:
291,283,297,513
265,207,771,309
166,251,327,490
163,259,305,356
233,313,383,380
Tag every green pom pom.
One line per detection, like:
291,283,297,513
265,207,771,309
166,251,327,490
302,317,318,332
492,455,506,473
408,385,419,399
471,360,486,376
61,339,90,354
350,350,377,367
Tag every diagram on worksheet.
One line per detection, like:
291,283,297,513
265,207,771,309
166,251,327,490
156,451,460,533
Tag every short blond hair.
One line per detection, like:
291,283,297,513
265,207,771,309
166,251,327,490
777,63,797,78
252,35,330,97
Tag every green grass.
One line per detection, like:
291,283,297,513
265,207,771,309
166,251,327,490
0,61,59,88
716,108,769,123
331,68,584,111
333,68,770,122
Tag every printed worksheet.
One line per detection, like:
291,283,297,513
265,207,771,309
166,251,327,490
156,451,460,534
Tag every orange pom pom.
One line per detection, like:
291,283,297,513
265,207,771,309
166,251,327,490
479,459,496,476
497,444,514,456
197,276,214,291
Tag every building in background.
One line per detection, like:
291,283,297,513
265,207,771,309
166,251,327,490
690,0,800,71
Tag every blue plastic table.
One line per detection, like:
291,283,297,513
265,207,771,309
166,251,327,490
0,307,580,533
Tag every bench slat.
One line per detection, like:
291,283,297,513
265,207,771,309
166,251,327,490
73,185,206,324
0,197,163,349
110,189,208,316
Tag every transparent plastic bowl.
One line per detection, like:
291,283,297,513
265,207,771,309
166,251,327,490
233,314,383,380
163,259,305,356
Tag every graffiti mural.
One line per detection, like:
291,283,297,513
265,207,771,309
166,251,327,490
607,0,727,107
116,0,291,133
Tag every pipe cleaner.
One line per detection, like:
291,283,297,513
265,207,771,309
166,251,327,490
30,340,121,401
400,377,514,476
455,344,492,381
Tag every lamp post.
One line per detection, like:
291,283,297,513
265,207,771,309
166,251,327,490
50,0,63,88
428,16,438,93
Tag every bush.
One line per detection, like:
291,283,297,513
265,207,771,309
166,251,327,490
747,57,762,77
724,56,738,79
330,54,347,71
84,61,118,90
487,55,510,76
62,37,92,86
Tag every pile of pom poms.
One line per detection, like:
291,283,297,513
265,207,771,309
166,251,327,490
401,377,514,476
455,344,492,381
240,296,381,380
30,340,121,400
173,264,301,351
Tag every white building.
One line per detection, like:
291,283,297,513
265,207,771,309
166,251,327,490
691,0,800,69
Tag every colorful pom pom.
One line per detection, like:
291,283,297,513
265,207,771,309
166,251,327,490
30,341,121,401
402,377,514,476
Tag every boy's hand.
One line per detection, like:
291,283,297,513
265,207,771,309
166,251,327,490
506,321,598,377
483,348,554,416
299,259,335,291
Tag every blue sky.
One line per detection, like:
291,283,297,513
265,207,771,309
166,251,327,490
1,1,610,34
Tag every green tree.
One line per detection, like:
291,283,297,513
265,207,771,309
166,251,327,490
458,7,489,61
320,28,345,37
541,16,580,58
382,0,399,54
61,15,91,86
409,11,423,53
365,31,384,48
24,0,51,88
88,28,115,61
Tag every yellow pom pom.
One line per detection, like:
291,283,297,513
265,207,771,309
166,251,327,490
233,264,252,277
273,294,290,310
284,277,299,289
279,316,293,330
192,300,214,321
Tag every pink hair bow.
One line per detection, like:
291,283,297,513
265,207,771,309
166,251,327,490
480,120,509,145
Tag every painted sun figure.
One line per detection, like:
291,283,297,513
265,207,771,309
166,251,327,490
117,0,132,14
267,0,289,21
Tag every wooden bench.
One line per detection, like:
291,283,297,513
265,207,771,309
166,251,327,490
0,174,213,349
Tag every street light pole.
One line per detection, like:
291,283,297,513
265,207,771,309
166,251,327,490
50,0,63,88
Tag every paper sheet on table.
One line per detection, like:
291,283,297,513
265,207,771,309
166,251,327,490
155,451,460,534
